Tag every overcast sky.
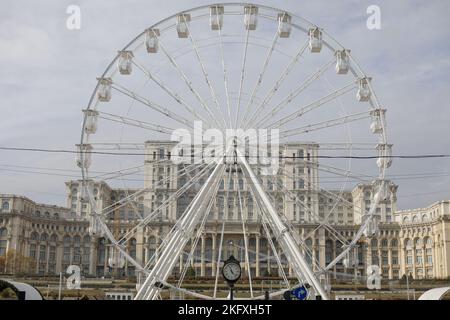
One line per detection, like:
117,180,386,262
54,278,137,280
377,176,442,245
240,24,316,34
0,0,449,210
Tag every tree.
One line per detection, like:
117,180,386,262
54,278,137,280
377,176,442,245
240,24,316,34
0,250,36,275
186,266,196,279
0,279,19,300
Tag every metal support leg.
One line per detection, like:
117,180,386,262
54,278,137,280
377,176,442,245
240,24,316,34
237,150,329,300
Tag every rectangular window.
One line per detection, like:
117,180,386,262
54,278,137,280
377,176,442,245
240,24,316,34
39,245,46,262
406,256,412,265
49,246,56,261
416,255,423,264
30,244,36,259
0,240,7,256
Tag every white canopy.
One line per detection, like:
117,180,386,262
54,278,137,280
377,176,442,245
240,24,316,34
418,287,450,300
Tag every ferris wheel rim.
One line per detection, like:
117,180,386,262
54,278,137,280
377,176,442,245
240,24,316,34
78,2,391,299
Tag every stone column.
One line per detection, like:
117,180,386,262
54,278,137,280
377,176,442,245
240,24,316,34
45,245,50,274
255,235,260,277
56,242,63,274
312,236,317,272
89,241,96,275
432,241,438,278
200,235,205,277
400,246,406,277
388,246,393,279
212,234,216,277
422,244,426,279
318,229,326,269
179,254,183,274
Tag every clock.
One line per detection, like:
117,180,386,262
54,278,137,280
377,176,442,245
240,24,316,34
222,255,241,283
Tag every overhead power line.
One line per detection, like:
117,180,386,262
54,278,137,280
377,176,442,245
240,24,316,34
1,146,450,160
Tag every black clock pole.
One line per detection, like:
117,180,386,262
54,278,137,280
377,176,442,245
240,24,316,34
229,283,234,301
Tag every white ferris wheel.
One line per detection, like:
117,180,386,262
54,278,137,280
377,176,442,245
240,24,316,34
78,3,392,300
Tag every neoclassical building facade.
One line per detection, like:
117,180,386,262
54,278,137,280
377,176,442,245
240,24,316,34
0,141,449,281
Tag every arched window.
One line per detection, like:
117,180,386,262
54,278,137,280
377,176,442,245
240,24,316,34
371,239,378,247
35,211,41,217
0,228,7,237
2,202,9,211
325,240,333,264
50,234,58,242
422,214,428,222
381,239,388,247
305,238,313,248
83,235,91,244
53,213,59,219
44,211,50,218
148,236,156,247
415,238,422,247
425,237,432,246
205,238,213,261
403,216,410,224
31,232,39,241
63,235,72,244
248,238,256,262
98,238,106,265
40,233,48,241
390,239,398,247
412,215,419,223
129,238,137,259
405,239,412,248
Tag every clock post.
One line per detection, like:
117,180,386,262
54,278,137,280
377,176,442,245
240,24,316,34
222,255,241,301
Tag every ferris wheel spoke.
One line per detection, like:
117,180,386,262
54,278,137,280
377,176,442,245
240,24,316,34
120,160,221,244
314,162,374,183
235,164,254,297
234,27,251,128
244,39,310,130
153,31,225,131
251,58,335,129
318,142,377,151
260,177,322,272
131,57,210,125
96,110,175,134
213,164,233,298
240,29,280,129
110,82,194,129
133,157,224,250
100,159,209,221
214,7,233,129
136,163,225,300
181,14,228,129
238,160,319,290
176,179,218,288
253,194,290,287
279,111,372,139
266,176,343,268
263,79,358,130
271,174,349,248
255,166,364,240
274,163,367,212
93,165,145,182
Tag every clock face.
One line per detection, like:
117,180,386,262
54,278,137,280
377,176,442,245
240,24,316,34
223,262,241,281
